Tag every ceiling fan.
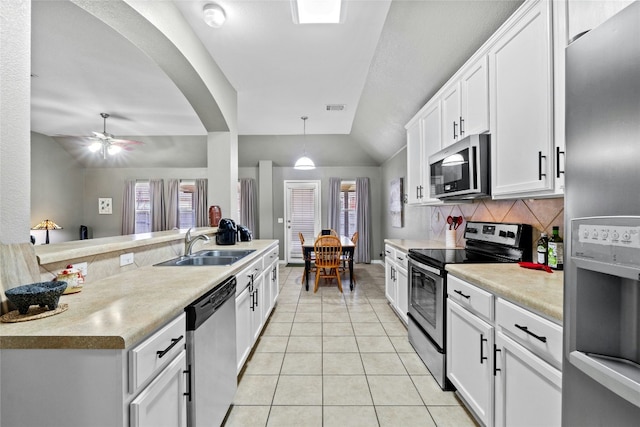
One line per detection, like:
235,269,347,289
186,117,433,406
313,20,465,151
87,113,143,159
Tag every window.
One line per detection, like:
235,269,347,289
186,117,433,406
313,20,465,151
135,181,150,233
179,180,196,229
339,181,357,237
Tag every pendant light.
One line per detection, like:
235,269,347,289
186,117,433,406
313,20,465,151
294,116,315,170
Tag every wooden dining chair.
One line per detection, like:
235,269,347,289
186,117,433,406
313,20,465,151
313,235,343,293
299,232,315,284
341,231,359,274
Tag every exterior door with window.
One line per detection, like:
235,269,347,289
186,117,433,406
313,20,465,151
284,181,321,264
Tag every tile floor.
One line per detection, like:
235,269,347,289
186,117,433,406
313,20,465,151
224,263,477,427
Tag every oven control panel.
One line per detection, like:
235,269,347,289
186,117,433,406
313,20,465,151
464,221,523,246
572,217,640,265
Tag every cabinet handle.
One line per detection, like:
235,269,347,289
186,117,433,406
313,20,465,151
494,345,501,376
419,185,423,199
556,146,565,178
255,287,259,307
454,289,470,299
538,151,547,180
460,116,465,136
453,121,458,139
480,334,488,364
416,186,420,199
156,335,184,359
515,324,547,343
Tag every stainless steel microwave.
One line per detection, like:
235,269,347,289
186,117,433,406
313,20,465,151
429,134,490,200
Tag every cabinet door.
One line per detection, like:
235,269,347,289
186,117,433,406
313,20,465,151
406,119,423,204
447,300,494,426
420,100,442,204
494,331,562,427
489,0,554,197
252,273,266,343
441,82,461,147
395,265,408,324
384,259,396,307
236,286,252,373
460,56,489,136
269,261,279,314
130,350,187,427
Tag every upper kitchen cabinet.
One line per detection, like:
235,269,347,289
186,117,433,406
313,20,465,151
406,98,443,205
488,0,556,198
441,56,490,148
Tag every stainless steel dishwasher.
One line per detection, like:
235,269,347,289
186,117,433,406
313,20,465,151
184,276,237,427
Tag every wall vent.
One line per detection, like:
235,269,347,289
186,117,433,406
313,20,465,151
325,104,346,111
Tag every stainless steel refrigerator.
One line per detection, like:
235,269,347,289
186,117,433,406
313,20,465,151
564,2,640,425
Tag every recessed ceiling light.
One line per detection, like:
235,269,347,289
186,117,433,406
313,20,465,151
292,0,343,24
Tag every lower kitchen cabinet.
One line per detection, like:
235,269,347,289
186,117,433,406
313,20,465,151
235,244,280,373
384,245,408,324
494,331,562,427
447,300,494,427
447,274,562,427
130,350,187,427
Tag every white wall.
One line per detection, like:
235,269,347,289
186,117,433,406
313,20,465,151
30,132,85,244
380,146,432,240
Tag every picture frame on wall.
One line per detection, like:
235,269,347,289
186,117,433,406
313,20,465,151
390,178,403,228
98,197,112,215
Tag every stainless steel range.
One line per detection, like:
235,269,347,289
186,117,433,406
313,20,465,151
407,221,532,390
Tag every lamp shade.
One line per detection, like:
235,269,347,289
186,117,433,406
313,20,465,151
31,219,62,245
294,156,316,170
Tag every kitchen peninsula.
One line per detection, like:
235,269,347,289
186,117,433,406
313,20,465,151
0,232,278,426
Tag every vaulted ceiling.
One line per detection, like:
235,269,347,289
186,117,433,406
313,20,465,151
31,0,523,168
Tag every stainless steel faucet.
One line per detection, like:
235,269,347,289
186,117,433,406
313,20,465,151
184,228,210,256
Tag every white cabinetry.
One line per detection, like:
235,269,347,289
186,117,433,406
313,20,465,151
441,56,489,148
406,99,442,205
447,275,562,426
235,244,280,373
384,245,408,324
489,0,555,198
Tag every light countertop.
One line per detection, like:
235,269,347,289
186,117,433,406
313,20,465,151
1,239,277,350
446,264,563,324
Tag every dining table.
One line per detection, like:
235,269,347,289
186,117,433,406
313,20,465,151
301,235,356,291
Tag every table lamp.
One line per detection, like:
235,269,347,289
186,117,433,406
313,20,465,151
31,219,63,244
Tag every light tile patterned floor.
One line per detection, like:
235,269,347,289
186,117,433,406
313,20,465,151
224,264,477,427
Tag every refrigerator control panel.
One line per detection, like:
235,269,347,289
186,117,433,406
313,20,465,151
577,224,640,248
572,217,640,266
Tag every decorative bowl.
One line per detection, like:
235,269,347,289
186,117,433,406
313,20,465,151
5,281,68,315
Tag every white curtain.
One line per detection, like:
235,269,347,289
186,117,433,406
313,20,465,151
165,179,179,230
121,180,136,235
356,177,371,263
150,179,165,232
328,177,341,233
194,179,208,227
239,178,257,234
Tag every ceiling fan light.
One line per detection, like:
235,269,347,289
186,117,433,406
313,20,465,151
203,3,226,28
88,141,102,152
107,144,122,155
294,156,316,170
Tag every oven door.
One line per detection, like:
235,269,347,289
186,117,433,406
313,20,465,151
408,258,445,349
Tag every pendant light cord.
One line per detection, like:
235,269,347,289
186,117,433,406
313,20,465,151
302,116,308,156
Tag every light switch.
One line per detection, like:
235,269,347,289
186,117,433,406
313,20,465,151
277,218,284,223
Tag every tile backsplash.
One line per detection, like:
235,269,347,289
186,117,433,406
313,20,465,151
431,197,564,249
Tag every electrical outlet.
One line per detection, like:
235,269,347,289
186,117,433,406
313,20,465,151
120,253,134,266
75,262,88,277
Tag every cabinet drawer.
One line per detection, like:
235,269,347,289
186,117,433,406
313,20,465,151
129,313,186,393
236,258,262,296
384,245,395,262
447,275,494,321
264,246,279,269
395,250,408,270
496,298,562,369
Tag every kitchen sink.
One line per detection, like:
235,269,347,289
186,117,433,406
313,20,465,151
154,249,255,267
